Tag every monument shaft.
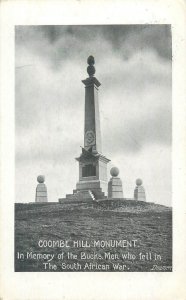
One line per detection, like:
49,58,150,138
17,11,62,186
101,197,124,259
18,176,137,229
83,78,102,153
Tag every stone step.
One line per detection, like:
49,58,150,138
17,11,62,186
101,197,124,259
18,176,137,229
65,188,107,201
75,190,93,200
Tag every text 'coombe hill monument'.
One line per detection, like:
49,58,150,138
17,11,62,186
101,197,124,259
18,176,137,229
59,56,111,202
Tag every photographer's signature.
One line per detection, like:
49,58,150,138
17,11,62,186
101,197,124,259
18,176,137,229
151,265,172,271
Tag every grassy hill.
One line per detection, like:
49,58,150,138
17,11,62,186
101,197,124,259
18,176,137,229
15,200,172,272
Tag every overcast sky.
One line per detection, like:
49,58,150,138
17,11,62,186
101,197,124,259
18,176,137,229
15,25,172,206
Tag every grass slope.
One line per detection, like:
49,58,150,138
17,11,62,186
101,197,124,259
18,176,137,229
15,201,172,272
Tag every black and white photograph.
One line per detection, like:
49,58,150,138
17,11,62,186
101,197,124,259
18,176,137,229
15,25,172,272
1,1,186,299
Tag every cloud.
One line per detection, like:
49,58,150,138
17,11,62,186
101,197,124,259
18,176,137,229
15,25,172,62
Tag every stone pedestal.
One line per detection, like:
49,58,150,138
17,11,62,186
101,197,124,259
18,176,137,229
75,151,110,199
35,175,48,202
134,178,146,201
108,167,123,199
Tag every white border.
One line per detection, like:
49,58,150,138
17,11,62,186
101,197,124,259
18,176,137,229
1,0,186,299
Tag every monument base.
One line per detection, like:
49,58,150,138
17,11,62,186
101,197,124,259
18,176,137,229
63,148,110,202
60,180,107,202
76,179,107,198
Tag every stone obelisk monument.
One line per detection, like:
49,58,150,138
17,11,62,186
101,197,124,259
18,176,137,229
60,56,110,202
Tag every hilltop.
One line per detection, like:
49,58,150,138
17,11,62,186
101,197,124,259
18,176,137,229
16,198,171,212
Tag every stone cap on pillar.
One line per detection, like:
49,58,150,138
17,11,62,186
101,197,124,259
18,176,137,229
82,77,101,88
82,55,101,87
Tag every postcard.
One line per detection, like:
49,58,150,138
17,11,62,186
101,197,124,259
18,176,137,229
1,1,186,299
